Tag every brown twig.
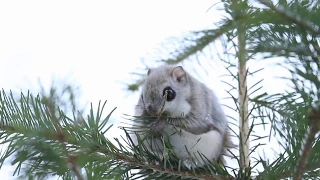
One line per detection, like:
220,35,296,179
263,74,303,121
45,99,85,180
67,155,84,180
293,104,320,180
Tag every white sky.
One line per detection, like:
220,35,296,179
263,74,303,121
0,0,292,179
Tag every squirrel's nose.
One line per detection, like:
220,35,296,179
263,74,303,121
147,105,159,116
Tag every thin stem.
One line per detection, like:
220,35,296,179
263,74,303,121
238,28,250,169
67,156,85,180
233,0,250,169
293,104,320,180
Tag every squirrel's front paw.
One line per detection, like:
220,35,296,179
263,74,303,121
183,158,198,170
150,120,165,132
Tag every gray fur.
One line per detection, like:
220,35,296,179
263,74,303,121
137,65,227,135
132,64,230,167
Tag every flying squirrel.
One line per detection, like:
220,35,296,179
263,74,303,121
131,65,233,169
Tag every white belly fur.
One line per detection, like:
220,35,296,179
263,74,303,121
163,125,222,167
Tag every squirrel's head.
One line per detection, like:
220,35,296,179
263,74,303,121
141,65,192,118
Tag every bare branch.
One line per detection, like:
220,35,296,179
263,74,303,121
232,0,250,169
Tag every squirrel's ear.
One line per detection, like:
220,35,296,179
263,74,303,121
147,68,152,75
171,66,186,82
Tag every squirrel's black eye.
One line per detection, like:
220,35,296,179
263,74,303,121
163,86,176,101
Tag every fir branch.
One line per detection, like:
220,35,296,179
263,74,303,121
127,3,319,92
249,43,320,62
162,20,238,65
293,103,320,180
127,78,145,91
251,82,320,179
257,0,320,35
127,17,249,92
1,123,230,180
0,89,234,179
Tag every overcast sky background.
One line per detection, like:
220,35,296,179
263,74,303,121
0,0,292,179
